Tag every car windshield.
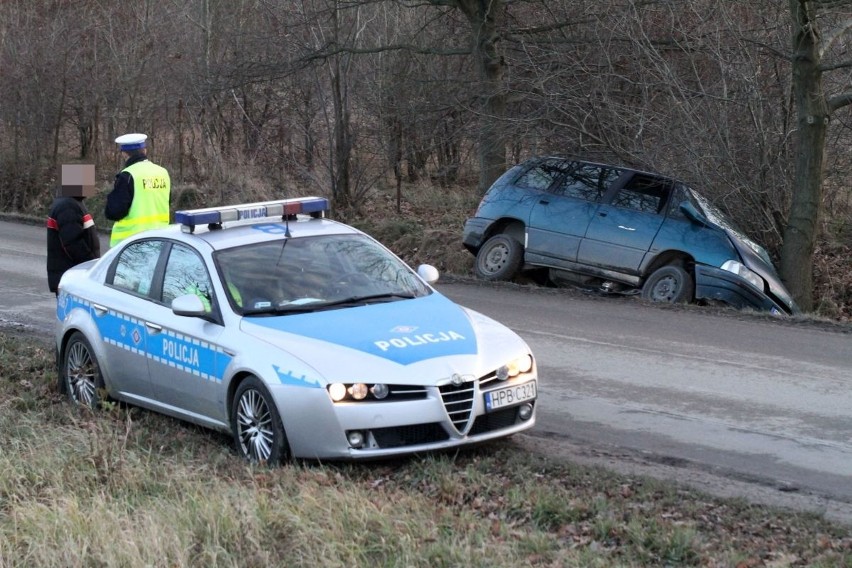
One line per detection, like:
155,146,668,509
685,187,773,266
214,234,432,315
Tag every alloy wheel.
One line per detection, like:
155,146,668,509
235,389,274,462
66,340,97,406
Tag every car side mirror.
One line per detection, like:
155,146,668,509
679,201,711,228
172,294,208,317
417,264,440,284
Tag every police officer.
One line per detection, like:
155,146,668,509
47,164,102,295
105,133,171,246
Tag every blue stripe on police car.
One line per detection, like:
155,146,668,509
87,304,231,382
273,365,322,388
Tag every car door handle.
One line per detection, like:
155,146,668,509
617,225,636,231
93,303,108,316
539,199,550,205
598,212,607,217
145,322,163,334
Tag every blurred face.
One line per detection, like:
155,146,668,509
60,164,96,198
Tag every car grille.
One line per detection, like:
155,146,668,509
478,370,500,388
387,385,427,400
371,422,449,448
366,380,533,449
439,382,475,434
469,404,528,436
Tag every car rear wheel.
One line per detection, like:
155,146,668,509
232,376,290,464
641,265,694,304
475,234,523,281
62,332,103,408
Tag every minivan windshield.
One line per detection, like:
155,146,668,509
686,188,773,266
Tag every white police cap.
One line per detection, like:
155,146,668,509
115,133,147,151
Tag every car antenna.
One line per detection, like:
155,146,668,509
278,185,292,238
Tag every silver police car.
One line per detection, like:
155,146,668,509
56,197,538,463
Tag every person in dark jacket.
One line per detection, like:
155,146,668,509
47,164,102,295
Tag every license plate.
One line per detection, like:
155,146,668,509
484,381,536,412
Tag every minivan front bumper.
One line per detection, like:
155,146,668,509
462,217,491,253
694,265,793,316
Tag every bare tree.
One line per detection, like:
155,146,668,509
781,0,852,311
426,0,509,193
1,0,850,317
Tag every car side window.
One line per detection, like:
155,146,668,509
556,164,622,202
610,174,671,214
162,244,214,310
514,160,569,191
111,240,164,297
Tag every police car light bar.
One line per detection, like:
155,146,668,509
175,197,329,232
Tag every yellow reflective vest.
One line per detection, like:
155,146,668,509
109,160,171,246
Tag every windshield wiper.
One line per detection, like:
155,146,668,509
242,305,318,316
320,293,416,308
241,293,416,316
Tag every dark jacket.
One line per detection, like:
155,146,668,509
47,197,101,292
105,154,148,221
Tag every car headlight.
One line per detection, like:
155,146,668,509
328,383,348,402
349,383,369,400
370,383,389,399
497,354,534,380
721,260,764,292
327,382,390,402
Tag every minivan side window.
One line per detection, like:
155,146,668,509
666,185,693,218
514,160,569,191
610,174,671,214
555,164,622,202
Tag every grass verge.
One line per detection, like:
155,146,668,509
1,331,850,567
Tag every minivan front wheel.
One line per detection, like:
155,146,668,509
641,265,693,304
475,234,523,281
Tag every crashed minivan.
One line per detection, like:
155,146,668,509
462,156,799,316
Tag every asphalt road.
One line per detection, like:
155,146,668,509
2,217,851,523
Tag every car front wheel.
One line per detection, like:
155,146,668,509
62,331,103,408
641,265,694,304
232,376,290,465
475,234,523,281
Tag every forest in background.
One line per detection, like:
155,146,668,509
1,0,850,317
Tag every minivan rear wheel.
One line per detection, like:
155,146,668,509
641,265,693,304
475,234,523,281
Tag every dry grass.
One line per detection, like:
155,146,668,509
813,240,852,321
1,332,851,567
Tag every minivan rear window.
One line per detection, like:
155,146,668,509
515,159,570,191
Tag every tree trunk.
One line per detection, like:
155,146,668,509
780,0,827,312
456,0,507,194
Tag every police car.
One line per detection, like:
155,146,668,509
55,197,538,463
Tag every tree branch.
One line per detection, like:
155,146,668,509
818,58,852,71
819,17,852,56
828,91,852,111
